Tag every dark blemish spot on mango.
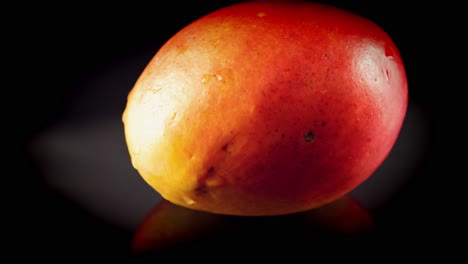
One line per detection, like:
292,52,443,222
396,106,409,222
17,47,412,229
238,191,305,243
321,121,327,127
221,144,229,151
207,166,215,175
304,130,315,142
221,142,235,154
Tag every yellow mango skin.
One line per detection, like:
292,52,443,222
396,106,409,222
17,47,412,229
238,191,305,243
122,1,407,216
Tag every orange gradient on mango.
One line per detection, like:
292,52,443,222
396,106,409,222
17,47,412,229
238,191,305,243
122,1,407,216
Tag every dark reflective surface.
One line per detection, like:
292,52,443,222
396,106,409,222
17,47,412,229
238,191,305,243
131,195,373,259
13,0,466,261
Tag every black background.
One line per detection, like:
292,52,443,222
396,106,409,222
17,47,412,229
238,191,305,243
9,0,465,261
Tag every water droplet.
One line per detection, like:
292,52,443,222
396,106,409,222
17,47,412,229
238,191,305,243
171,112,177,121
201,74,211,84
202,74,224,84
182,196,196,205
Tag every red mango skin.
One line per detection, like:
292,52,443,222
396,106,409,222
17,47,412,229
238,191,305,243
122,1,408,216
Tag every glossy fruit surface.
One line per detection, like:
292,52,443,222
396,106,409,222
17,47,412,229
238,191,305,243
122,0,408,216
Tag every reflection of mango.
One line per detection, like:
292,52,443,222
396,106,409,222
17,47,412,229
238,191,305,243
294,194,373,234
131,199,230,254
131,195,372,255
122,1,408,216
